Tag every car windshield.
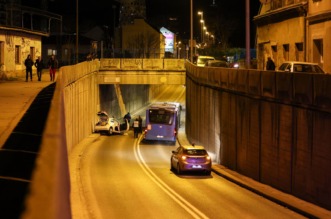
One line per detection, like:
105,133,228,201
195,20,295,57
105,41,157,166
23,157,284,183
184,149,207,155
278,63,290,71
198,57,214,65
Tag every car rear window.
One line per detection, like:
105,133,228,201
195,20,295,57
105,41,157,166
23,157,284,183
184,149,207,155
293,64,324,73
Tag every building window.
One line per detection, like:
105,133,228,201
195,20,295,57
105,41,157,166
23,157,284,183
15,45,21,64
313,39,323,65
295,43,303,61
271,45,277,65
283,44,289,61
47,49,57,56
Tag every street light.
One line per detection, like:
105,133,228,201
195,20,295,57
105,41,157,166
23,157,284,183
76,0,79,63
176,41,181,59
190,0,193,62
245,0,250,68
198,11,203,43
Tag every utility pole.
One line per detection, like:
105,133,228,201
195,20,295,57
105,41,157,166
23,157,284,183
76,0,79,63
190,0,193,62
245,0,250,69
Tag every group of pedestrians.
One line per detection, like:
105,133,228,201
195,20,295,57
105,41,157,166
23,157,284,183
24,54,58,82
124,112,143,138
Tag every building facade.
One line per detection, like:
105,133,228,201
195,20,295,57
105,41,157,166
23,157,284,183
120,18,165,58
0,2,61,79
254,0,331,73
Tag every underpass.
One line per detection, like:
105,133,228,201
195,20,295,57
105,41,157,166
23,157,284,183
0,59,330,218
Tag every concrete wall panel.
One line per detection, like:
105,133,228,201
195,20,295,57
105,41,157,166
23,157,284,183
293,74,313,105
276,72,293,101
262,71,276,98
314,75,331,109
186,62,331,209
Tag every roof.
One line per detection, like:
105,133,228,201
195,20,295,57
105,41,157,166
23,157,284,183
150,102,181,110
181,144,206,150
281,61,319,65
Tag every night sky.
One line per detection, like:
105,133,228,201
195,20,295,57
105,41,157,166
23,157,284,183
47,0,261,47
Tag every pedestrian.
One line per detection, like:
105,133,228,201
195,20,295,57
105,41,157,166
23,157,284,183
124,112,131,124
34,56,44,81
48,55,58,81
24,54,34,82
138,115,142,133
266,57,275,70
133,118,139,138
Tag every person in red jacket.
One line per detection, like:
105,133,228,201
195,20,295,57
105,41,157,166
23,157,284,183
47,55,58,81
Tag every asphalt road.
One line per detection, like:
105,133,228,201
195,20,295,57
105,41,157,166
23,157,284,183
70,131,307,219
69,85,306,219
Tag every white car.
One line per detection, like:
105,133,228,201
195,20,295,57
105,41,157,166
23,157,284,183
196,56,215,67
94,111,129,135
278,61,325,74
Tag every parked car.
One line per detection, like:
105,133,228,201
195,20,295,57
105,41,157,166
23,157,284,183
94,111,129,135
278,61,325,74
170,144,212,175
205,60,229,68
196,56,215,67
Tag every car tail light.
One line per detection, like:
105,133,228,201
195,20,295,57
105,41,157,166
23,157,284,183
206,156,211,160
181,155,187,160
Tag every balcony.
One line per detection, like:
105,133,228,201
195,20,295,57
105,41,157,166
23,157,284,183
0,3,62,36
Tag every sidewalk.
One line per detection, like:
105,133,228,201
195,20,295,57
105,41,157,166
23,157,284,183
0,77,53,148
177,129,331,219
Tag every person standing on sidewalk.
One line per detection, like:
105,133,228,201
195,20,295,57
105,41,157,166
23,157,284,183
24,54,34,82
34,56,44,81
48,55,58,81
133,118,139,138
266,57,275,70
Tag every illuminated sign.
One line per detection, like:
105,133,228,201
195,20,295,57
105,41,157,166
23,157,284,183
160,27,174,53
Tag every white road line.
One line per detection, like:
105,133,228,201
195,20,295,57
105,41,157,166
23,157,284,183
133,136,209,219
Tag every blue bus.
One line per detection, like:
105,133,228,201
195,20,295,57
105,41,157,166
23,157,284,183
143,102,181,144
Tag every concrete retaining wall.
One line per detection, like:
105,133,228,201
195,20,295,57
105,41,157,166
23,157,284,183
186,62,331,210
22,60,100,219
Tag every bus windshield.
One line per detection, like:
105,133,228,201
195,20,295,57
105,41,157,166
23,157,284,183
149,109,174,125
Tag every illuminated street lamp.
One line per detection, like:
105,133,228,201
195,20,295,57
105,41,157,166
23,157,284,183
245,0,250,68
198,11,203,43
190,0,193,62
176,41,182,59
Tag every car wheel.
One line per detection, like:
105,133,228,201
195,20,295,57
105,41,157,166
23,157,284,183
206,170,211,175
109,127,113,135
170,159,174,171
176,163,181,175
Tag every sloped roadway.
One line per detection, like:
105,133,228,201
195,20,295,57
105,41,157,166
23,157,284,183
70,85,307,219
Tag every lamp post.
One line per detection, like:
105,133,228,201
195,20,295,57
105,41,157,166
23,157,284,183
190,0,193,62
245,0,250,69
112,5,116,58
76,0,79,63
198,11,203,43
